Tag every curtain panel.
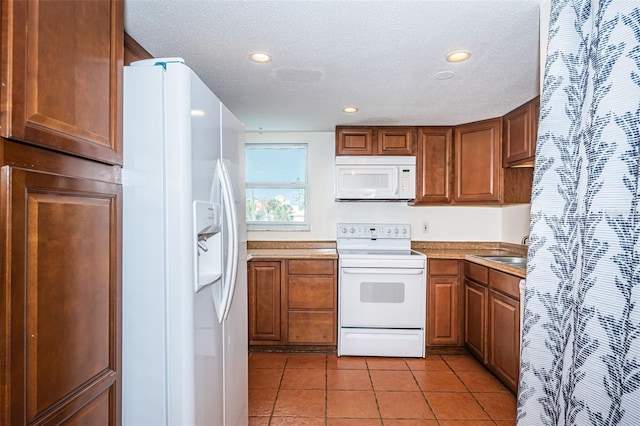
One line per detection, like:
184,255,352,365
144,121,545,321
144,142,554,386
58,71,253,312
518,0,640,425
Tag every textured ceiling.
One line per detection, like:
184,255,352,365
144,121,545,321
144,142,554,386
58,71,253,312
124,0,542,132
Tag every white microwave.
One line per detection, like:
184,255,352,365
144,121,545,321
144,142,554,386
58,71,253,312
335,156,416,201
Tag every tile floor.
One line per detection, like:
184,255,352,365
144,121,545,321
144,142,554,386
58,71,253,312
249,352,516,425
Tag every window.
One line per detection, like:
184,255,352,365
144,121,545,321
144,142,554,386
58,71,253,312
245,143,308,231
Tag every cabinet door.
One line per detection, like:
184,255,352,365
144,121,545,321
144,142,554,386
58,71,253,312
454,118,502,203
336,127,374,155
248,261,282,343
376,127,415,155
503,97,539,167
1,166,121,425
488,290,520,392
428,276,461,346
416,127,453,204
464,279,488,363
1,0,123,165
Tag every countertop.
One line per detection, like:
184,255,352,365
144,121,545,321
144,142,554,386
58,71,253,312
247,248,338,261
247,241,527,278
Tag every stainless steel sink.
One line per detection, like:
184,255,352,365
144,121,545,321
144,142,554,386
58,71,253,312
477,256,527,267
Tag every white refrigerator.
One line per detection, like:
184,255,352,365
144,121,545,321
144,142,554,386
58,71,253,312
122,58,248,425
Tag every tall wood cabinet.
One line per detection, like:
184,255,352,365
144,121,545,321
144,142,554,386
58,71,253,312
1,1,123,424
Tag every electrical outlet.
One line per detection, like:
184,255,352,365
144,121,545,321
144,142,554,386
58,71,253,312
422,222,430,234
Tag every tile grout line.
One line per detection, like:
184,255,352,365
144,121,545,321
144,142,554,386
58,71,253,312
267,355,287,426
366,357,386,425
442,355,506,424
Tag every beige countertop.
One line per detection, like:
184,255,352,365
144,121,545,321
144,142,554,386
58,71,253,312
247,248,338,261
247,240,527,278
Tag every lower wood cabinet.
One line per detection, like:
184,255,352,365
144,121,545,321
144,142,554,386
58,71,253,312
248,261,282,344
464,278,488,362
427,259,462,346
488,289,520,391
463,261,521,392
248,258,337,348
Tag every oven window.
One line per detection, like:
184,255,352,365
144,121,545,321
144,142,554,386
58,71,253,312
360,282,405,303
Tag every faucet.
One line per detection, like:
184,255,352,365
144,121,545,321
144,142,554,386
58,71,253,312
521,235,529,245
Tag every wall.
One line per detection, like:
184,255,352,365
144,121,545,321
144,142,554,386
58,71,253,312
502,204,531,244
246,131,529,242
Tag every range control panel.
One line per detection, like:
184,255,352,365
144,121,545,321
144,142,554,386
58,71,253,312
337,223,411,239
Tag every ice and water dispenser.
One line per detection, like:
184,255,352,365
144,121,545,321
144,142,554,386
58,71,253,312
193,200,222,292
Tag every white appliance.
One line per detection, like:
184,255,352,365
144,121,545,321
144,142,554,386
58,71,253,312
122,58,248,426
337,223,426,357
335,156,416,201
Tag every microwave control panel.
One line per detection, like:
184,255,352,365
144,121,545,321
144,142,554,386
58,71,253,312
400,168,413,193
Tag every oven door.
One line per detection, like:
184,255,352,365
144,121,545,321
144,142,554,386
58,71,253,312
339,267,425,328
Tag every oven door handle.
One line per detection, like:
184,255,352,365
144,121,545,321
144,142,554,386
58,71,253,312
341,268,425,275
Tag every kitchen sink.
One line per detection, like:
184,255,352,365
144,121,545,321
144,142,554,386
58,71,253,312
478,256,527,268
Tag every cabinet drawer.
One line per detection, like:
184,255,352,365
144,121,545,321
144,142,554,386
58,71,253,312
489,269,521,299
429,259,459,276
288,259,335,275
288,276,335,309
288,311,335,344
464,261,488,285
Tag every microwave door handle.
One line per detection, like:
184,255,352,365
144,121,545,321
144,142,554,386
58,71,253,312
392,168,399,195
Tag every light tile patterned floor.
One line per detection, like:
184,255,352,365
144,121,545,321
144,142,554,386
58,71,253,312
248,352,516,426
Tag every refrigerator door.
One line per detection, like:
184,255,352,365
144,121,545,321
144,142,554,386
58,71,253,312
220,104,248,426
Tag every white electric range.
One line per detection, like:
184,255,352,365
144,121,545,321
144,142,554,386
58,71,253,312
337,223,426,357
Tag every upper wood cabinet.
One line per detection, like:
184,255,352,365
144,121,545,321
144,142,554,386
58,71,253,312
1,0,123,165
454,118,503,203
415,127,453,204
503,96,540,167
336,127,374,155
336,126,415,155
376,127,415,155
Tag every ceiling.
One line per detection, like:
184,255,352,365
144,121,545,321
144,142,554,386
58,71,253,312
124,0,542,132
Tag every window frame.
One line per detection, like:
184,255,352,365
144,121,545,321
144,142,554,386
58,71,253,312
245,142,310,231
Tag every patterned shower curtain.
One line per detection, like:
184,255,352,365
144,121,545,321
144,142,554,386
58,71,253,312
517,0,640,425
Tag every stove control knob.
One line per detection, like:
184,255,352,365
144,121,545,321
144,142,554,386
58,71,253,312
349,227,355,234
340,227,347,234
402,228,407,234
394,228,399,234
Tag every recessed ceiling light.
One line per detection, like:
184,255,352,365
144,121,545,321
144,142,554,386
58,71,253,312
446,50,471,63
249,51,272,63
342,106,358,114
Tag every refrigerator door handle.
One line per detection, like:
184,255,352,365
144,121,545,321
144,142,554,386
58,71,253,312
218,160,239,322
